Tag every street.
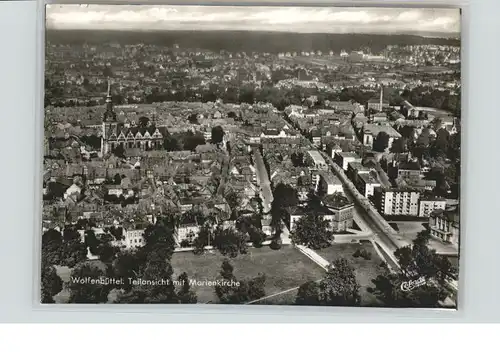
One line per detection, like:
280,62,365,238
252,147,274,214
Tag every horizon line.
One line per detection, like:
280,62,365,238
45,28,460,38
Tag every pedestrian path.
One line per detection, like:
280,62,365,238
295,244,330,270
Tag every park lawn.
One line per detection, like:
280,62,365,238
170,245,325,304
316,242,385,306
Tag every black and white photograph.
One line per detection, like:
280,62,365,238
41,4,461,308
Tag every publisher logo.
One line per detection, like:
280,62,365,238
400,277,426,292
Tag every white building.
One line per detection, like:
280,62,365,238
356,172,381,198
334,152,362,171
419,198,447,218
362,124,402,151
374,188,421,216
306,150,328,170
429,205,460,245
175,223,200,244
317,171,343,195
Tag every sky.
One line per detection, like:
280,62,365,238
45,5,460,35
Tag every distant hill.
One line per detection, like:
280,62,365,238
46,29,460,53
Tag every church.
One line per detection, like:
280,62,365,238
101,80,165,156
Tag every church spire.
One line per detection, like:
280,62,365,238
103,78,116,121
105,79,112,106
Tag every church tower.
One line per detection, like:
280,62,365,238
101,79,117,156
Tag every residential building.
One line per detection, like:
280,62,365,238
287,194,353,233
429,205,460,245
305,150,328,170
361,124,401,150
374,187,421,216
334,152,361,171
123,227,146,249
175,223,200,244
347,161,369,182
317,171,343,195
322,193,354,231
419,197,447,217
398,161,422,180
326,143,342,159
356,172,381,198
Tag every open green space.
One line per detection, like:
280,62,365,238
316,242,386,306
171,245,325,304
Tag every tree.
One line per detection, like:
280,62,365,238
176,272,197,304
295,259,360,306
41,264,63,303
318,260,360,306
61,228,87,267
290,212,333,250
291,152,305,167
139,116,150,128
270,183,298,230
372,132,390,152
390,138,406,154
163,134,180,151
247,273,266,300
432,117,443,131
295,281,320,306
399,125,415,140
188,113,198,124
192,225,213,255
211,126,225,144
119,251,178,304
142,222,176,260
182,132,205,151
213,227,248,258
84,230,100,254
42,229,63,266
113,144,125,158
248,227,266,248
224,190,240,214
269,238,282,250
112,252,141,291
95,241,118,263
416,128,431,147
68,262,112,303
214,259,265,304
371,230,456,308
431,129,450,157
113,173,122,185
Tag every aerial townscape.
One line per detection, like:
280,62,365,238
41,6,461,307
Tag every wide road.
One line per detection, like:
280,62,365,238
318,150,401,269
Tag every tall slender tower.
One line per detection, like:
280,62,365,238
379,84,384,112
101,79,117,156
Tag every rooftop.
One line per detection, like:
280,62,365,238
322,193,353,209
306,150,326,165
398,161,421,171
358,172,381,185
337,152,360,159
348,162,369,173
431,205,460,224
319,171,342,185
363,124,402,138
